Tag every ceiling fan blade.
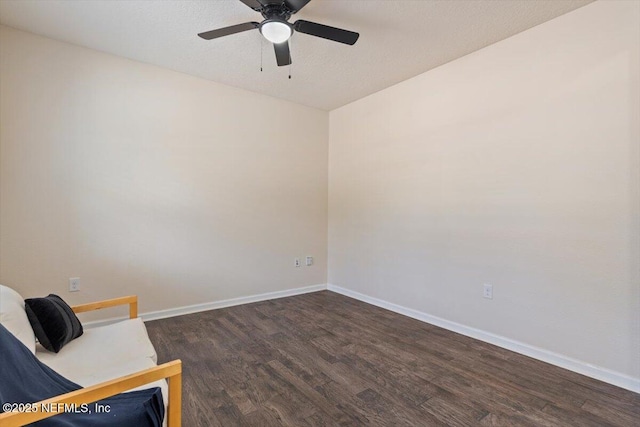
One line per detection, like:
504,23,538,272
284,0,312,13
238,0,264,11
274,41,292,66
198,22,259,40
294,20,359,45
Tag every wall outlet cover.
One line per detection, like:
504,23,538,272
483,284,493,299
69,277,80,292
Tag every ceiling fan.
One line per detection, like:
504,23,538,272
197,0,359,67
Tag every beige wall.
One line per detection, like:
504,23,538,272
0,26,328,319
329,0,640,381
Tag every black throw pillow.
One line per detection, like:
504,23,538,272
24,294,83,353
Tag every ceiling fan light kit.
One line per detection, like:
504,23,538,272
198,0,359,68
260,20,292,44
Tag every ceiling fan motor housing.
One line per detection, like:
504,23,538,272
260,4,293,21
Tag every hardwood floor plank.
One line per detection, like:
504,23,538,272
266,359,360,425
540,402,618,427
420,395,489,427
580,399,640,426
478,411,544,427
243,408,287,426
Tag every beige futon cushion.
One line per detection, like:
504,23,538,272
0,284,36,354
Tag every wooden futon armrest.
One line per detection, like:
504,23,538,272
71,295,138,319
0,359,182,427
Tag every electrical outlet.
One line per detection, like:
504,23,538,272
483,284,493,299
305,256,313,266
294,258,301,267
69,277,80,292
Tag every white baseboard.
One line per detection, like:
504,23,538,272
327,284,640,394
83,283,327,328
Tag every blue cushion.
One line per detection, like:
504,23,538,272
0,323,164,426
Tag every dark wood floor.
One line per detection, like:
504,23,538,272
145,291,639,426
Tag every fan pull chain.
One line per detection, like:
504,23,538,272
288,36,292,79
260,36,263,72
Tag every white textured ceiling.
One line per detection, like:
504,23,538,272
0,0,592,110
